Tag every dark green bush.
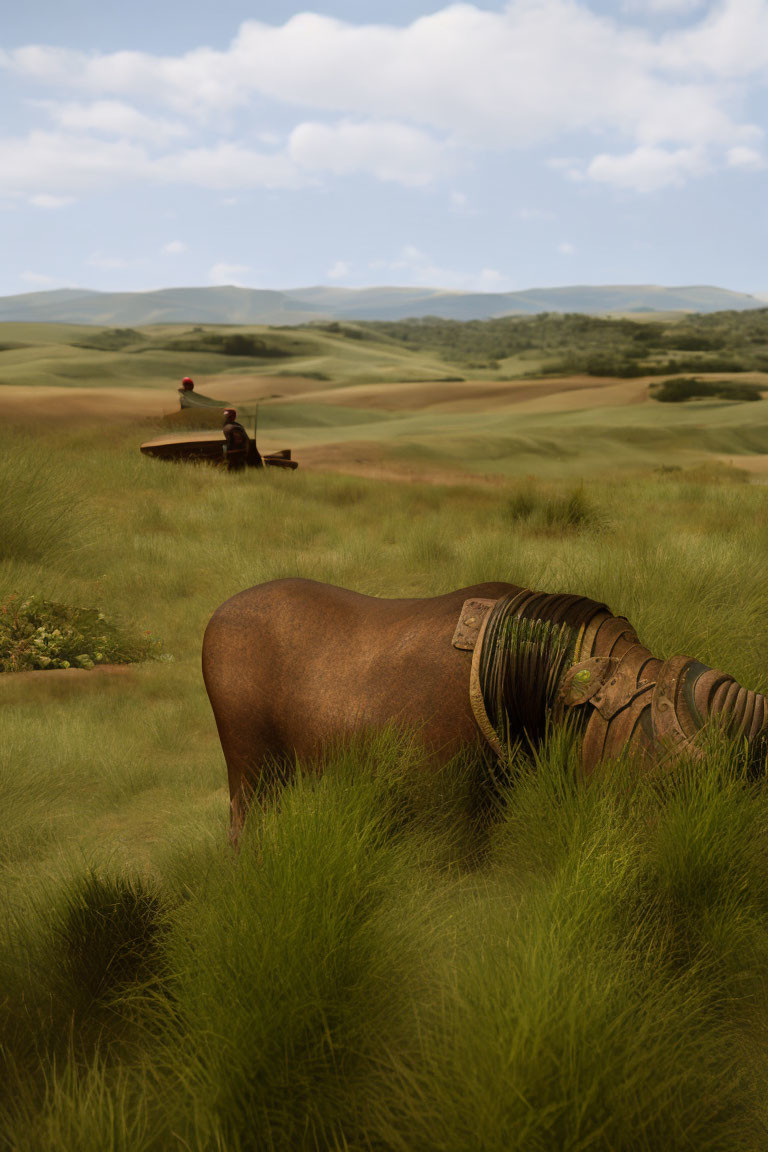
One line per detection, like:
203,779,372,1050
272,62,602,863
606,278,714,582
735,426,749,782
275,369,330,380
159,332,302,358
584,354,648,377
653,377,763,403
660,357,748,375
71,328,144,352
668,331,725,352
316,321,373,340
220,333,287,357
0,596,165,672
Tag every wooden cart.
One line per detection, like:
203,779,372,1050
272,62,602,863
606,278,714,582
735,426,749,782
140,432,299,469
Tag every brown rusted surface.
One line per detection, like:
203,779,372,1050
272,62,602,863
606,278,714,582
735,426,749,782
558,657,616,708
568,613,767,773
140,434,299,469
451,598,497,651
469,604,506,760
467,588,768,777
203,578,768,844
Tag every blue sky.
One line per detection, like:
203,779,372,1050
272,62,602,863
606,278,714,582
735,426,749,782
1,0,767,297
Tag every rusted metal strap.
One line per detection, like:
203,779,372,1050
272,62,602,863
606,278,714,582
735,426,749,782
452,598,497,651
468,600,505,758
457,586,768,773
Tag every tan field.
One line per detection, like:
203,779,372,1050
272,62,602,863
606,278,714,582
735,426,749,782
274,375,642,413
0,373,658,484
0,373,649,424
716,452,768,476
1,318,767,482
0,376,322,425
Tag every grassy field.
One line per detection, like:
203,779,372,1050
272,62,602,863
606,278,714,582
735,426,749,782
2,319,768,483
0,321,460,391
3,322,768,1148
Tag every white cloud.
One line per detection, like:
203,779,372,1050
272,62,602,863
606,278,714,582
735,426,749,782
151,142,304,190
0,132,304,196
657,0,768,77
29,193,73,209
327,260,352,280
2,1,768,198
558,241,576,255
586,145,709,191
549,156,588,181
162,240,188,255
624,0,705,13
209,262,250,286
0,122,444,198
0,132,148,194
369,245,511,291
289,120,448,186
20,271,56,286
472,268,509,291
39,100,188,143
6,43,241,116
726,144,767,169
5,3,762,149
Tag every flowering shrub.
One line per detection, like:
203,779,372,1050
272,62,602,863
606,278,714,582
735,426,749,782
0,596,166,672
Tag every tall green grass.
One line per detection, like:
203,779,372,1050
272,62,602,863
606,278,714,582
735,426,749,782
2,423,768,1148
0,442,96,569
3,734,768,1150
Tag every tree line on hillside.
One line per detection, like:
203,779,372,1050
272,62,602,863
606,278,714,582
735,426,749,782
346,310,768,376
60,309,768,380
72,327,312,360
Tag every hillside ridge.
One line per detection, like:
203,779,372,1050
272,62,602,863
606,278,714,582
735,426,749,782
0,283,762,325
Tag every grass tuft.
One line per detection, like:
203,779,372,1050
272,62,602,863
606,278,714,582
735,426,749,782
0,449,96,569
504,482,605,533
50,870,166,1017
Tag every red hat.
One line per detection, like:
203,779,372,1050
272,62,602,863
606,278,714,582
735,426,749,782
223,408,237,420
181,377,194,389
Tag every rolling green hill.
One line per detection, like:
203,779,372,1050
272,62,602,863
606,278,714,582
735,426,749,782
2,317,768,482
0,282,763,325
0,321,454,391
4,308,768,394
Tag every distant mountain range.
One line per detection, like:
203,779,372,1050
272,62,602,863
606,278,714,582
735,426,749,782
0,284,764,326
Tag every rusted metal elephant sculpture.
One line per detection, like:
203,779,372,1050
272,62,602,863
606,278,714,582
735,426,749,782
202,579,768,842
